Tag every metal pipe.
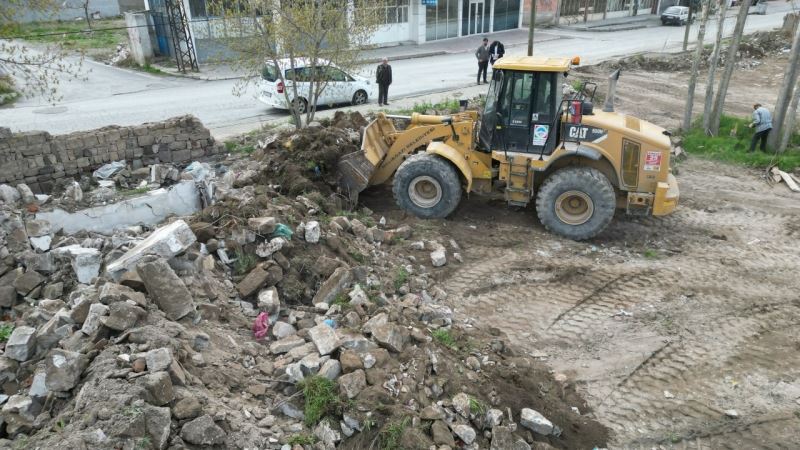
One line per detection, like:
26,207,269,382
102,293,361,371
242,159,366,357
602,69,621,113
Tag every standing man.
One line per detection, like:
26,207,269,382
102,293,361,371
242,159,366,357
376,57,392,106
488,40,505,66
748,103,772,152
475,38,489,85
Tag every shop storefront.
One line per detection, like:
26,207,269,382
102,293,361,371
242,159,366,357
422,0,522,41
368,0,523,45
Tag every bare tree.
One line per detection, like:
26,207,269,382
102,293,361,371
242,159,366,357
0,0,85,102
702,0,730,131
779,77,800,152
683,0,712,131
208,0,385,129
767,21,800,148
707,0,753,135
683,1,695,51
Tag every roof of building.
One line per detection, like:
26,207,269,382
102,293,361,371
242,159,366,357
491,56,575,72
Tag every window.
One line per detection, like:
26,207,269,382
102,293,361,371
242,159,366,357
262,64,279,82
621,139,641,188
356,0,409,25
509,73,533,126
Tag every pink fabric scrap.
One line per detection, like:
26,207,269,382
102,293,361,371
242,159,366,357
253,311,270,340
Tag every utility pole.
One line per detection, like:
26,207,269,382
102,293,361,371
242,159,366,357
528,0,537,56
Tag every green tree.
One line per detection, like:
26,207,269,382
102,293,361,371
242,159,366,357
208,0,385,129
702,0,729,132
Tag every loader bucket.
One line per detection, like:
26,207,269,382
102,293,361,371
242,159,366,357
337,114,396,201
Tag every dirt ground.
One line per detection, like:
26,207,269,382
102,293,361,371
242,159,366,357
361,52,800,448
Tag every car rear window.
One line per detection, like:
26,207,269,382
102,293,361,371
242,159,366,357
665,6,682,13
262,64,279,82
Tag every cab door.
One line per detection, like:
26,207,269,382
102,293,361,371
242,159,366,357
500,71,534,152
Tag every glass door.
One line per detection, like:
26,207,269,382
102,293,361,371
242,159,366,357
468,1,485,35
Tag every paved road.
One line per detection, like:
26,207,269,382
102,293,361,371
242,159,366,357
0,5,791,138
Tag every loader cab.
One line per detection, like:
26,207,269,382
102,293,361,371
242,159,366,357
479,57,573,156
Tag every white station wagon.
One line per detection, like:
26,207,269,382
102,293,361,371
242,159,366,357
258,59,375,113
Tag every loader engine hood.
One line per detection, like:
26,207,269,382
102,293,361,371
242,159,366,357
582,111,671,151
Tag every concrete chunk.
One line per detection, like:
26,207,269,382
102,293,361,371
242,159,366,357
312,267,352,305
106,220,196,278
520,408,554,435
146,347,173,372
308,324,339,356
45,350,89,391
136,258,194,321
5,326,36,362
81,303,109,335
52,245,102,284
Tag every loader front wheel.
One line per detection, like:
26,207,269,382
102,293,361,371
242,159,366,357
393,153,462,219
536,167,615,240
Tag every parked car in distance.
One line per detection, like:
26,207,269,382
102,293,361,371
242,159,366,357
258,59,374,114
661,6,691,25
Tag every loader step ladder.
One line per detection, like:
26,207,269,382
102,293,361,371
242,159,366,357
504,156,533,207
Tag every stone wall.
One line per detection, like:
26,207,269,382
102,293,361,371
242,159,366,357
0,116,221,194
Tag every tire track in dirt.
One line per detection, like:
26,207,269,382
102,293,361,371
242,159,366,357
438,153,800,447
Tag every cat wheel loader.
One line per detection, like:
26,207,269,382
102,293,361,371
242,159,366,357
338,56,679,240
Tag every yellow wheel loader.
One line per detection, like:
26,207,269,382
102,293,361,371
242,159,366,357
338,56,679,240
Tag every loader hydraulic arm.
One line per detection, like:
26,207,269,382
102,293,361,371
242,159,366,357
338,112,477,198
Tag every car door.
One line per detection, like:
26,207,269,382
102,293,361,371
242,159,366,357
326,67,352,105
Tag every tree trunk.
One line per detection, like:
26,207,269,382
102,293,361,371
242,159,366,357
768,21,800,148
83,1,92,30
708,0,753,135
683,4,695,51
702,0,730,131
683,0,711,131
779,79,800,152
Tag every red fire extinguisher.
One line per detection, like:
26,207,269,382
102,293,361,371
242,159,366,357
570,100,582,124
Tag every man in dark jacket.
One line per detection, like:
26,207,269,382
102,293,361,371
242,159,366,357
376,57,392,106
488,40,505,66
475,38,489,85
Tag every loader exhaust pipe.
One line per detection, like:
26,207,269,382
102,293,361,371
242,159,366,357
602,69,621,113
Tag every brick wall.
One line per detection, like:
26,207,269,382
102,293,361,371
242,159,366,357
0,116,221,193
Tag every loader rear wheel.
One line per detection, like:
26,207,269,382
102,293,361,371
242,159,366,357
536,167,615,240
393,153,462,219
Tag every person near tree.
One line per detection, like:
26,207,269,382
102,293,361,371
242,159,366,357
475,38,490,85
748,103,772,152
376,57,392,106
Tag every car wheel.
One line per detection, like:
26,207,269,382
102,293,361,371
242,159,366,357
661,19,667,25
292,98,308,115
351,90,368,106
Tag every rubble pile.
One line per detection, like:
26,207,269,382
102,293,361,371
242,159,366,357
595,31,793,73
0,114,607,449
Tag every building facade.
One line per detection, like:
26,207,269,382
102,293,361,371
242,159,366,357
366,0,525,45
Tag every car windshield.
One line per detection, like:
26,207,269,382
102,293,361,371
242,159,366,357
665,6,682,13
262,64,279,82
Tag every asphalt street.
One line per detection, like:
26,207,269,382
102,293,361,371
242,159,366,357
0,6,791,138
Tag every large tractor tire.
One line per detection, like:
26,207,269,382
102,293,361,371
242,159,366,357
393,153,462,219
535,167,616,240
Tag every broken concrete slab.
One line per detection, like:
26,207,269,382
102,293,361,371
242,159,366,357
136,258,194,321
101,301,146,331
0,184,20,204
145,348,173,372
106,219,197,278
371,323,405,353
37,181,202,235
0,286,17,308
52,245,102,284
